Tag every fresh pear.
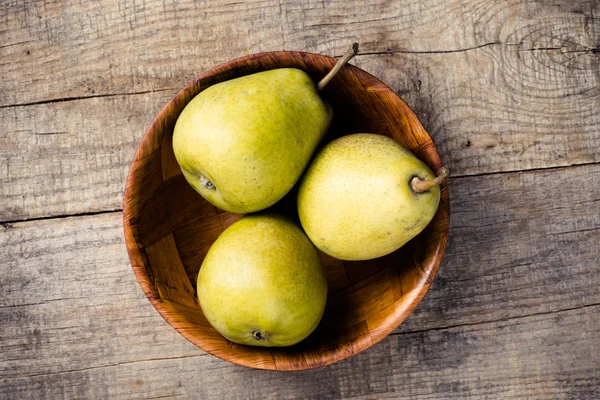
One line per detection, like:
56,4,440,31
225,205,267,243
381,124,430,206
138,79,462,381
297,133,448,261
197,214,328,347
173,45,359,213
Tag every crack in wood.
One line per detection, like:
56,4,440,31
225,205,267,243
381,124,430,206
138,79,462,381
358,41,508,56
0,88,175,110
0,208,122,225
552,226,600,236
0,40,34,49
0,354,207,381
393,302,600,336
2,162,599,225
34,131,68,136
0,297,89,309
355,42,599,57
2,303,598,381
449,161,600,180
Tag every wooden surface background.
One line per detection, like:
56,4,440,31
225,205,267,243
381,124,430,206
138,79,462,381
1,0,599,398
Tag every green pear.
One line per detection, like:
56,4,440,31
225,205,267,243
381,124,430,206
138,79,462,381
173,44,359,213
172,68,332,213
197,214,328,347
297,133,448,261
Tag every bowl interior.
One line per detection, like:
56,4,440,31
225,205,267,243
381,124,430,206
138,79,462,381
123,51,450,371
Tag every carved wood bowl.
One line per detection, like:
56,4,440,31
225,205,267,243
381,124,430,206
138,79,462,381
123,50,450,371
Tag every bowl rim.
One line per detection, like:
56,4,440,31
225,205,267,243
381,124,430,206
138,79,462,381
123,49,450,371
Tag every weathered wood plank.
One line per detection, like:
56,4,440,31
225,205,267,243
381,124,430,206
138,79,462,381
1,0,597,106
2,304,598,399
1,1,598,221
0,91,172,221
0,213,197,381
2,45,599,221
1,164,599,398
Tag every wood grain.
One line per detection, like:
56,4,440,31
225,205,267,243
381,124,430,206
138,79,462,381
2,306,598,399
1,0,596,106
1,164,599,397
0,91,173,221
2,0,600,395
1,0,599,221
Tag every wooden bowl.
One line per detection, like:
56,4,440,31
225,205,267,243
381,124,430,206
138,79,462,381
123,50,450,371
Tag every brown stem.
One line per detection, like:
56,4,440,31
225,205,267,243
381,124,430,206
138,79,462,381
317,43,359,91
411,167,450,193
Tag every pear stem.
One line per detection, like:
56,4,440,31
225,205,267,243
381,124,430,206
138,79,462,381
411,167,450,193
317,43,359,91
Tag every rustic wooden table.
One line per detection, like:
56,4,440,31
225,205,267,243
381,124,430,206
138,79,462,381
2,1,599,399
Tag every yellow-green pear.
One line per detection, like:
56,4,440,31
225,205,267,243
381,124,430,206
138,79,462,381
297,133,448,261
173,69,331,213
197,214,328,347
172,45,359,213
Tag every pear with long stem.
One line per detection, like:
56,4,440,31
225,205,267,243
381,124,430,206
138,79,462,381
173,43,359,213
